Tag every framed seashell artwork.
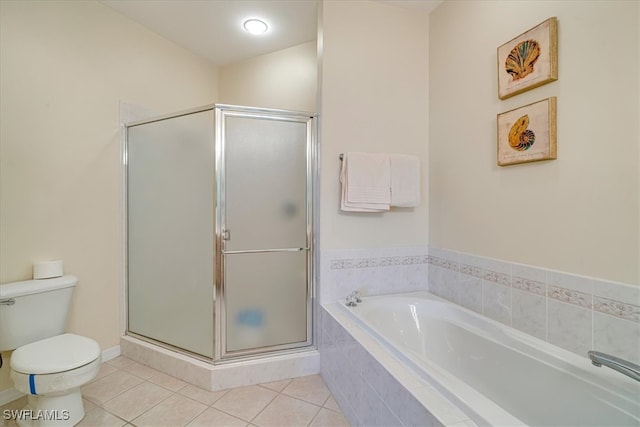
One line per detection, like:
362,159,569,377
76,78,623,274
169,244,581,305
497,97,557,166
497,17,558,100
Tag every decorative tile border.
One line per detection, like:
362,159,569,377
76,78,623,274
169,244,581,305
460,264,482,279
547,285,592,309
330,259,354,269
512,276,546,296
594,296,640,322
483,270,511,286
330,255,427,270
428,256,458,272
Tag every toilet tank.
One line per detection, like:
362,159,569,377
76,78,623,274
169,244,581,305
0,275,77,352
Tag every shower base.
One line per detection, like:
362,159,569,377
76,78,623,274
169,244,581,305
120,335,320,391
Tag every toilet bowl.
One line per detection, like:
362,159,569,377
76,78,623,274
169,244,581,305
0,276,101,426
10,334,101,426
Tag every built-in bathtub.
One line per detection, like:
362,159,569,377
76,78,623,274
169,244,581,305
324,291,639,426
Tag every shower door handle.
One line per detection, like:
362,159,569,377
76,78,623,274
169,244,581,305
222,247,309,255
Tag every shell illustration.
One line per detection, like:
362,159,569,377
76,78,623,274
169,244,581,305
505,39,540,81
508,115,535,151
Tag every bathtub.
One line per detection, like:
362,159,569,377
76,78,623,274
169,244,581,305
343,292,640,426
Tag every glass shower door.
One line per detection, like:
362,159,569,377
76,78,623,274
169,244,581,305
218,108,313,356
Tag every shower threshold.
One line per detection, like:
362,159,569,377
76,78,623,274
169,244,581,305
120,335,320,391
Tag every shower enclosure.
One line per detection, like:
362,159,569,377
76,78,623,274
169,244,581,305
125,104,316,362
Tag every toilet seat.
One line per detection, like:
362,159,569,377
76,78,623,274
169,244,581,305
11,333,100,374
11,356,101,396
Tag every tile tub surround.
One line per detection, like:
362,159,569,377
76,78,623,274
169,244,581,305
319,304,474,427
0,356,347,427
320,246,429,304
427,247,640,364
120,336,320,391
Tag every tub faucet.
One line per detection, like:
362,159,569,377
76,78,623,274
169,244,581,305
352,290,362,303
345,294,357,307
345,291,361,307
588,351,640,382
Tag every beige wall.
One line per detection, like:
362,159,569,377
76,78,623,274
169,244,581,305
220,41,317,112
0,0,218,390
319,0,429,250
429,0,639,284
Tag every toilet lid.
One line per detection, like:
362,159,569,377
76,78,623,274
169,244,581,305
11,333,101,374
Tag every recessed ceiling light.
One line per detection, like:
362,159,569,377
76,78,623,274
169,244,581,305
243,19,268,35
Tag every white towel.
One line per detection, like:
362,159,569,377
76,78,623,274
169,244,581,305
390,154,420,207
340,152,391,212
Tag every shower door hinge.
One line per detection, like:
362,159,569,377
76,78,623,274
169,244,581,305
222,229,231,241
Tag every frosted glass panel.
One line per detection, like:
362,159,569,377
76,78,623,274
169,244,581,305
224,117,307,251
225,252,307,352
127,110,214,358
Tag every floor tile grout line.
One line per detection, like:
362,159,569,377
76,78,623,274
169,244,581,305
246,388,281,425
208,388,231,407
280,391,327,411
84,399,129,425
280,376,334,408
305,401,324,427
105,358,136,370
84,375,144,408
321,393,346,414
202,405,250,423
147,374,190,393
121,363,162,381
90,363,190,426
198,405,249,426
178,384,231,408
321,404,343,414
249,388,326,427
209,395,270,425
320,393,331,407
174,396,209,427
125,382,179,425
257,379,295,394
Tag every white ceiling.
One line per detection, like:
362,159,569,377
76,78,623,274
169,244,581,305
100,0,442,66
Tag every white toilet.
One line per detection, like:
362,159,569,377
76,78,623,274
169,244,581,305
0,275,101,426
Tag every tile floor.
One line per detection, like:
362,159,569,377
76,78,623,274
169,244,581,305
1,356,349,427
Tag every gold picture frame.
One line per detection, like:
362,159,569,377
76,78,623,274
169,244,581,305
497,97,557,166
498,17,558,100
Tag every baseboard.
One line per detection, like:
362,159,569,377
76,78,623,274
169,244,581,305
0,345,121,406
101,344,121,363
0,387,24,406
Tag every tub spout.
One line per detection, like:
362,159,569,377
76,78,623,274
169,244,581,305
588,351,640,382
345,291,361,307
